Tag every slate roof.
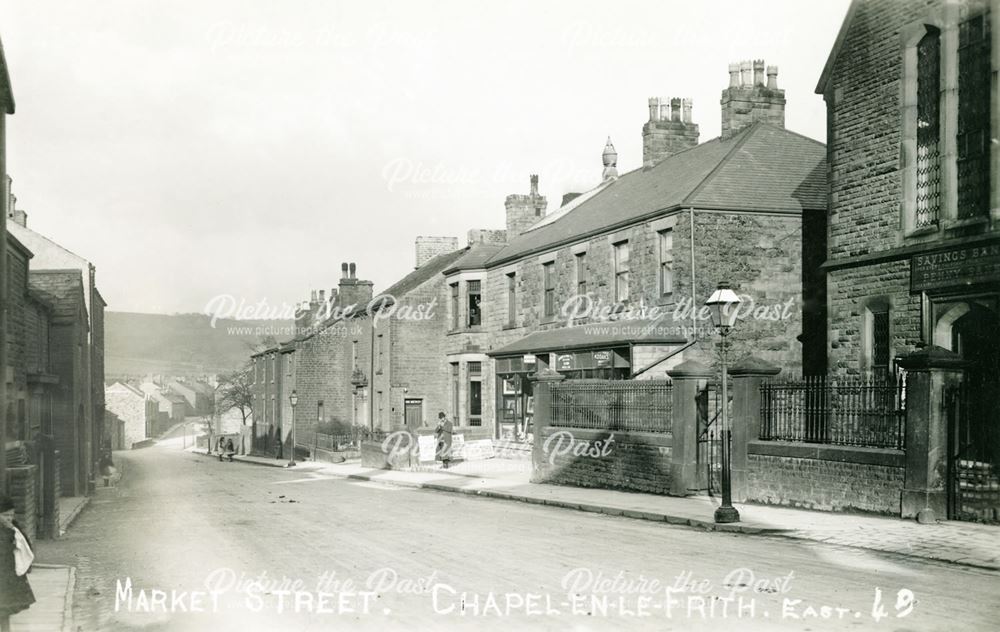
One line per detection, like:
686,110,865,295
441,242,507,274
487,318,687,356
380,247,468,299
28,270,86,322
0,35,14,114
485,122,826,266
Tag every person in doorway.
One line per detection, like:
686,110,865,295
225,438,235,462
217,435,226,461
435,412,453,469
0,495,35,632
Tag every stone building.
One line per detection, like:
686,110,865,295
813,0,999,518
9,203,107,488
467,62,826,440
105,381,155,449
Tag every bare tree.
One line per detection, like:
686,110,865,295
217,364,253,426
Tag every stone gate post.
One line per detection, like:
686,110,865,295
730,357,781,502
530,368,564,483
667,360,712,496
897,345,966,523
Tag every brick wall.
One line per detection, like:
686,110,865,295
532,426,673,495
746,444,905,515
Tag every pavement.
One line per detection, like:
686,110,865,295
192,447,1000,571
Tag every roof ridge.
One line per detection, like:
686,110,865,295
681,124,759,205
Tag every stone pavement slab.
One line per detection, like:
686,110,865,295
10,565,75,632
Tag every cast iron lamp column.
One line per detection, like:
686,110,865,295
288,390,298,467
705,282,743,524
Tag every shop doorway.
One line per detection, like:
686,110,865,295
404,398,423,429
497,373,533,442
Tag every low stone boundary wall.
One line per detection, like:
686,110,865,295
746,441,905,514
532,425,673,495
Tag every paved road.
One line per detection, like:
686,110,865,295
33,446,1000,631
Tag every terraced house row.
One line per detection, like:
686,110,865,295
249,56,827,449
248,0,999,522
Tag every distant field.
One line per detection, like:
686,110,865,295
106,311,294,377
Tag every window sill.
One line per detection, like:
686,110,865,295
944,216,989,231
904,224,939,239
657,294,675,307
502,323,520,331
540,314,559,325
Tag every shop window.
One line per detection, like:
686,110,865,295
468,280,481,327
614,241,630,302
575,252,587,296
658,229,674,296
957,11,991,219
543,262,556,317
450,283,460,330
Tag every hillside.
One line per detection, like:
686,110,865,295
105,311,293,378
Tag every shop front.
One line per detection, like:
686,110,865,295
488,320,687,442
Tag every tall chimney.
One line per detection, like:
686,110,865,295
642,95,700,168
720,59,786,140
505,174,548,240
341,262,349,279
349,262,356,279
414,236,460,268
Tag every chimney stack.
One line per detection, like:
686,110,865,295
642,96,700,168
505,174,547,240
337,263,374,309
414,236,460,268
720,59,786,140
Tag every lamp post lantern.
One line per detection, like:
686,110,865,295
705,282,742,524
288,390,298,467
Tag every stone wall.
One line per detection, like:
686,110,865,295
532,426,673,495
746,442,905,515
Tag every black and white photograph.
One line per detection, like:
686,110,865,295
0,0,998,630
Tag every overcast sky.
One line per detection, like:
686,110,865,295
2,0,851,316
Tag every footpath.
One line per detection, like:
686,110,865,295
195,447,1000,572
10,464,122,632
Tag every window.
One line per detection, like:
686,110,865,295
286,354,293,376
871,309,891,374
351,340,358,370
467,280,481,327
543,262,556,317
915,28,942,227
376,334,383,373
506,273,516,326
450,283,459,330
956,11,991,219
613,241,630,302
451,363,459,421
468,361,482,426
575,252,587,296
271,356,276,383
658,229,674,296
468,361,482,375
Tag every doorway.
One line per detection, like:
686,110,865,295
404,398,423,429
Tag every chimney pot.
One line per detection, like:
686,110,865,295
530,174,539,196
647,97,659,122
753,59,765,86
318,290,325,302
681,98,693,124
766,65,779,89
740,60,752,87
728,63,740,87
659,98,670,122
341,262,349,278
670,97,681,122
349,262,357,279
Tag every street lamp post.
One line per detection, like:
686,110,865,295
288,390,298,467
705,282,743,524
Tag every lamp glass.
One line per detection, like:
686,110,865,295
705,285,742,329
289,390,298,407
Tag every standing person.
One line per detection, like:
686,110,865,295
98,451,116,487
0,495,35,632
217,435,226,461
434,412,453,469
225,438,235,463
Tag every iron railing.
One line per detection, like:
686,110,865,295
550,379,672,433
760,374,906,449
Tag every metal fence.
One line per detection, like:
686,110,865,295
550,379,673,433
760,374,906,449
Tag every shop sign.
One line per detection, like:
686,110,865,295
557,354,575,370
593,350,612,368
